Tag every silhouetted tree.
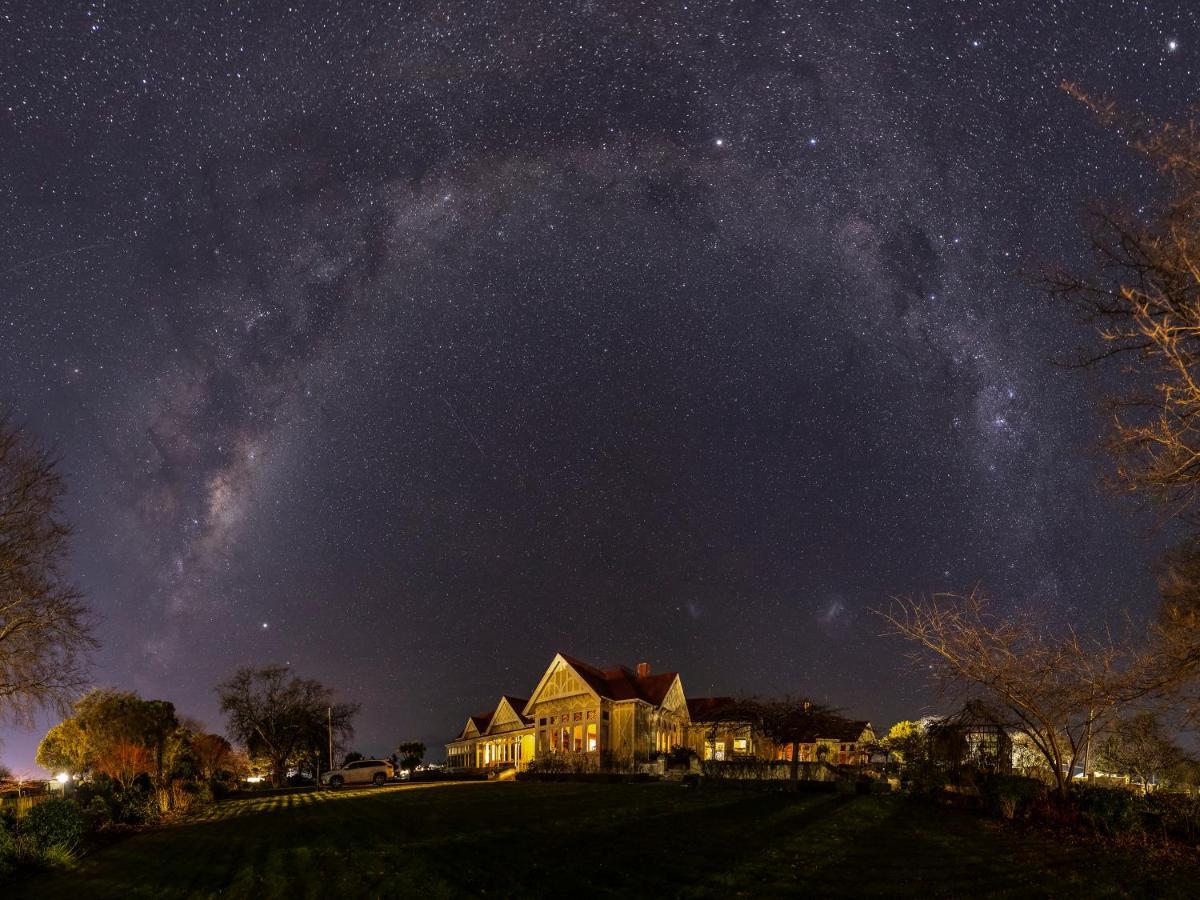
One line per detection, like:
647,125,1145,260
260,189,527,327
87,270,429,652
216,664,359,787
397,741,426,772
0,419,95,724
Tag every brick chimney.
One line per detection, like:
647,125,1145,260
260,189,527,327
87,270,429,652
636,661,651,678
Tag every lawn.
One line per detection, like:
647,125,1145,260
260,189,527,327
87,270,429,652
16,781,1200,898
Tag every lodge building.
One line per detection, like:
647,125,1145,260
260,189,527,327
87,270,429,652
445,652,874,772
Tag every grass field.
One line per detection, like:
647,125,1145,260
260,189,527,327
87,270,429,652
16,781,1200,898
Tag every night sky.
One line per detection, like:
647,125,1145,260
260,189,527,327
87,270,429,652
2,1,1197,773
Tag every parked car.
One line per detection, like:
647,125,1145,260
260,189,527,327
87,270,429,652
321,759,394,788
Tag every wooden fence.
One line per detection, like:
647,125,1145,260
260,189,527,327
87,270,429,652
0,792,51,818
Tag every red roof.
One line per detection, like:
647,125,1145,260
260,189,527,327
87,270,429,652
560,655,679,705
687,696,738,721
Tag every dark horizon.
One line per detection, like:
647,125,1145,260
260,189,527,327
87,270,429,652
3,1,1196,773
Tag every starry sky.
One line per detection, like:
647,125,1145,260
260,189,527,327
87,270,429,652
1,1,1197,773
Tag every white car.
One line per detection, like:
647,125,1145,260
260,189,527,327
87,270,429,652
321,759,394,788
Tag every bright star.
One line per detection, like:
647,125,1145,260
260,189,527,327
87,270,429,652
261,622,269,629
1168,39,1179,52
714,138,724,147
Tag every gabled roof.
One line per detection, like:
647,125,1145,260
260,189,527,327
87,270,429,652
468,711,493,733
556,655,681,705
448,710,496,744
489,696,532,731
501,696,531,721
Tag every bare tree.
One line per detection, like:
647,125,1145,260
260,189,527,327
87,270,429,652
190,732,234,781
881,590,1158,800
0,419,95,725
216,664,359,787
1046,90,1200,726
1144,545,1200,721
1048,86,1200,521
1094,711,1191,793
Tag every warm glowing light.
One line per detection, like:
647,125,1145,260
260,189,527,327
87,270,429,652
55,772,69,783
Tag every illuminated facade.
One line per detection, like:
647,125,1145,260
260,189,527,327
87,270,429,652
446,653,688,771
445,653,875,773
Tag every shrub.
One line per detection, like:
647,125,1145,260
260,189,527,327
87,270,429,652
1073,785,1144,836
667,746,697,767
526,756,570,775
84,796,112,830
114,788,159,825
700,757,773,781
23,798,88,852
979,775,1047,821
1145,791,1200,843
0,816,16,877
27,840,77,870
904,759,948,797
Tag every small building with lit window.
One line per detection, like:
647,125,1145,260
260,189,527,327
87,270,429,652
684,696,757,760
772,719,876,766
685,697,875,765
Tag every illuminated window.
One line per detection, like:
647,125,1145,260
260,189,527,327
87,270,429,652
715,741,725,761
586,723,597,752
573,725,582,751
733,738,748,754
587,709,597,720
574,711,583,721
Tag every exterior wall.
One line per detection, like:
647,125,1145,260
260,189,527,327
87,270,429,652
775,738,871,766
477,726,534,768
686,722,756,760
446,740,476,768
609,701,660,765
651,706,688,754
525,696,684,770
446,727,535,771
686,726,873,766
528,696,604,759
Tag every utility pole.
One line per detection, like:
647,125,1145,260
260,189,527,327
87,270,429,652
328,706,334,771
